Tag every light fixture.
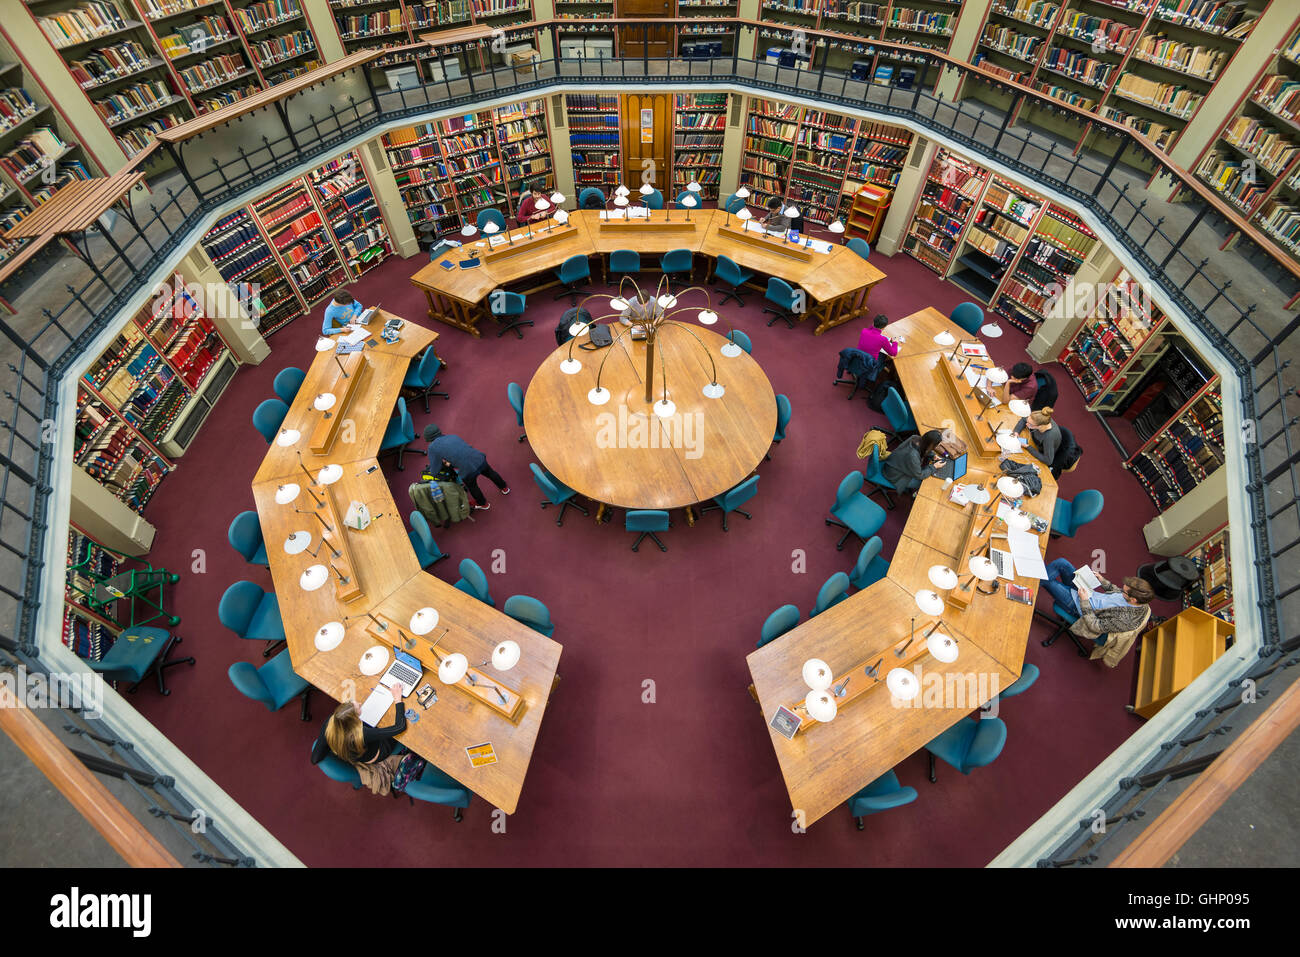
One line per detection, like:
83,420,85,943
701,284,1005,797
1006,509,1033,532
300,564,328,591
736,208,752,231
438,652,469,685
802,658,833,691
274,483,300,504
409,607,439,635
886,667,920,701
698,309,718,325
614,195,629,208
702,381,725,398
276,428,300,447
588,386,611,405
928,565,958,590
996,475,1025,502
314,620,344,651
553,209,570,225
314,392,336,417
1008,398,1032,418
914,589,945,616
284,530,311,555
687,181,702,194
986,366,1009,387
927,631,960,663
657,294,678,309
720,331,743,357
315,337,336,353
616,184,632,197
317,463,342,485
827,220,845,242
966,484,992,507
653,397,677,418
996,431,1023,455
681,193,697,221
967,555,1000,594
460,223,477,239
609,296,629,311
934,330,956,346
492,640,521,671
981,317,1004,338
735,186,750,200
550,191,565,206
805,690,838,723
534,197,551,212
359,645,389,676
638,183,653,195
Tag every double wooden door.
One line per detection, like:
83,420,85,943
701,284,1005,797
617,0,672,59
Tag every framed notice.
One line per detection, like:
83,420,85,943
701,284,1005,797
770,706,801,740
640,107,654,144
465,742,498,768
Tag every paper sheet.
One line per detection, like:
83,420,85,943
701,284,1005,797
1007,525,1047,580
338,326,370,346
359,685,392,728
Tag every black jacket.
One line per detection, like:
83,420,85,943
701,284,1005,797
310,706,406,765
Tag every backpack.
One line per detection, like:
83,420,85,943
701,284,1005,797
866,380,891,412
1053,425,1082,473
857,429,889,460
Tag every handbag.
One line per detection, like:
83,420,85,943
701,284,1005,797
581,324,613,349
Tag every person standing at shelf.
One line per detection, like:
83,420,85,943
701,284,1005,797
857,314,901,360
423,424,510,511
322,288,362,336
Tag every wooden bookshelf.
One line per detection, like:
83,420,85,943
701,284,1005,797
671,92,727,203
1183,524,1232,623
1124,377,1223,510
566,92,620,192
1131,605,1233,719
902,146,989,277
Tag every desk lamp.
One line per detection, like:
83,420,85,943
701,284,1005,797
616,184,631,201
491,640,521,671
966,556,999,594
274,483,300,506
314,392,336,420
927,630,960,662
1008,398,1032,419
934,330,956,347
886,667,920,702
828,220,845,243
729,186,750,225
528,196,551,236
614,195,630,214
314,620,344,651
687,181,703,199
483,219,509,247
985,475,1024,513
928,565,958,590
996,431,1024,455
460,223,477,242
438,652,470,685
805,690,838,723
318,463,342,485
966,484,991,508
276,427,300,447
315,336,336,353
735,207,752,236
802,658,834,691
980,316,1004,339
409,607,439,635
681,193,697,222
284,531,311,555
553,209,569,230
550,191,565,208
300,564,328,591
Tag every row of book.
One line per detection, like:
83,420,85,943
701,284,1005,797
1221,115,1298,176
233,0,303,35
69,41,157,88
1112,73,1202,118
982,25,1042,62
1196,152,1266,212
158,17,234,60
177,55,251,94
337,11,406,40
37,3,129,51
1,128,68,182
1042,46,1113,89
1151,0,1256,38
1035,82,1098,110
252,30,316,70
993,0,1059,29
0,88,38,134
886,8,955,35
1131,34,1228,79
1057,12,1138,54
1253,75,1300,123
92,80,176,127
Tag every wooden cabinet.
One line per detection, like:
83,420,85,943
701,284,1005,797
1132,607,1233,719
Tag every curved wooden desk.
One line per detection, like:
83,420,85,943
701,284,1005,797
250,314,561,814
524,324,777,517
746,307,1059,827
410,210,886,338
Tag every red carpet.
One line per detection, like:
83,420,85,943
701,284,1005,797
128,247,1176,866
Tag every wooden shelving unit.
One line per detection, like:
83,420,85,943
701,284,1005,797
326,0,535,74
1124,377,1223,510
995,201,1097,333
1131,605,1233,719
1183,524,1232,623
1059,268,1166,407
199,205,302,335
902,146,988,277
671,92,727,203
566,93,620,193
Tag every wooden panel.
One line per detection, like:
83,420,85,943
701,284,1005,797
621,93,671,192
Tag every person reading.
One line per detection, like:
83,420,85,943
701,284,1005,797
1043,558,1154,644
322,289,362,336
857,314,900,360
881,429,947,494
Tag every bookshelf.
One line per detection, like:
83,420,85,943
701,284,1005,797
995,202,1098,333
1125,377,1223,510
438,108,508,224
308,148,394,279
1131,606,1232,719
227,0,321,87
789,107,855,226
326,0,531,72
741,98,800,217
1183,524,1232,623
382,120,458,234
902,147,989,278
950,173,1042,305
251,179,346,307
494,97,553,207
64,525,122,661
566,93,620,192
678,0,738,56
671,92,727,203
199,206,303,335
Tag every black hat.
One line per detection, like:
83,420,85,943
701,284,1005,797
423,424,441,442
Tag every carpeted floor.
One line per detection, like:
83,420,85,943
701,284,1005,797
127,246,1177,866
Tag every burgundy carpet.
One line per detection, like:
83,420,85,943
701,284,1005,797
128,247,1176,866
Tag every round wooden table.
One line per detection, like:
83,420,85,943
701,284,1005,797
524,323,777,521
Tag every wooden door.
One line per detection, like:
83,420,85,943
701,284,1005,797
618,0,672,59
621,93,672,195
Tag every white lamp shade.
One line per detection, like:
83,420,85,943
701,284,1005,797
568,320,591,337
300,565,328,591
438,652,469,685
274,483,300,504
698,309,718,325
805,691,838,723
460,224,477,236
736,208,752,221
534,197,551,211
314,621,344,651
554,210,570,224
1008,399,1032,418
927,632,960,663
639,183,654,195
560,357,582,374
915,589,945,616
314,392,336,412
284,531,311,555
616,185,631,196
966,485,991,505
550,192,565,204
687,181,702,192
653,398,676,418
315,337,336,352
968,556,998,581
702,382,725,398
802,658,833,691
997,476,1025,499
614,196,629,207
928,565,959,590
720,340,743,358
359,645,389,676
609,297,629,311
409,607,439,635
981,321,1004,338
783,205,799,217
657,294,678,308
886,668,920,701
276,428,300,447
828,220,845,233
492,640,521,671
588,386,611,405
934,330,956,346
682,195,697,208
996,432,1023,454
735,186,750,198
482,221,499,234
1006,509,1033,531
986,366,1009,386
317,463,342,485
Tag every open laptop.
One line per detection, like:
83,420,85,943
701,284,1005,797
989,546,1015,581
358,645,425,727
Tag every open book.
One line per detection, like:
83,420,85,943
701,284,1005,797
1073,564,1102,596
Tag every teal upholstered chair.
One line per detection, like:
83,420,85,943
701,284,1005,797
453,557,495,606
227,650,311,720
578,187,606,209
642,188,664,210
83,626,194,696
491,290,532,339
404,764,472,820
826,471,887,550
503,594,555,637
228,511,268,566
924,715,1008,781
218,580,286,657
699,475,759,531
713,254,753,306
995,663,1040,702
476,207,507,231
626,509,670,551
722,192,747,214
408,511,448,569
950,301,984,335
660,247,693,280
272,367,305,405
763,277,799,328
758,604,800,648
863,445,897,509
402,347,449,411
553,254,591,302
882,386,918,438
529,463,588,525
849,536,890,590
811,571,851,617
609,249,640,282
378,396,415,470
312,742,361,790
507,381,526,442
773,394,792,444
1040,600,1091,656
848,770,917,830
252,398,289,444
725,329,752,355
1051,490,1104,538
847,237,871,261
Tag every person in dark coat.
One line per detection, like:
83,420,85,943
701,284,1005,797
423,424,509,510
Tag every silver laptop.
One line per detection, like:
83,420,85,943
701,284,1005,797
359,646,424,727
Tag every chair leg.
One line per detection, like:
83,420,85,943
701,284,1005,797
825,518,854,551
144,634,195,696
1041,621,1070,647
631,531,647,551
855,816,865,831
263,638,285,658
299,688,312,722
649,531,667,552
554,498,589,526
453,807,463,822
928,752,937,783
1069,632,1093,658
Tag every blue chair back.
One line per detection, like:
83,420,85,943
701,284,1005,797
850,536,886,588
252,398,289,443
456,558,493,605
643,188,664,209
848,770,918,817
313,743,362,788
382,397,415,449
507,381,525,426
273,367,306,405
409,347,442,388
503,594,554,637
530,463,573,505
227,661,273,708
847,237,871,261
218,580,264,637
578,187,606,209
719,475,759,512
865,446,895,488
228,511,266,564
998,663,1040,700
610,249,640,273
496,291,526,316
963,718,1008,772
812,572,851,617
727,329,752,354
882,387,916,434
1069,490,1104,532
759,604,800,648
625,509,669,532
834,470,866,510
558,254,590,283
950,302,984,335
405,764,472,810
774,394,792,441
661,248,692,273
408,511,443,567
715,254,747,287
765,277,797,308
723,192,746,213
477,207,507,231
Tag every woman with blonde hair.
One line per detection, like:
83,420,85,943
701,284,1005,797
310,687,425,795
1012,406,1062,471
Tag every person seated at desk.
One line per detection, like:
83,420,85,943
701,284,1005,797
515,184,549,226
1043,557,1155,644
310,692,425,795
761,197,791,233
1004,362,1038,404
322,288,362,336
1011,407,1061,469
881,428,947,494
857,313,900,360
424,424,510,511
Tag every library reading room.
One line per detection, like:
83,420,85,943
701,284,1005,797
1,0,1297,877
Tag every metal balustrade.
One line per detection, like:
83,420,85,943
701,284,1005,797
1,25,1294,864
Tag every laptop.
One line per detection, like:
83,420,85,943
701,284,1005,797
948,452,967,481
358,645,425,727
989,546,1015,581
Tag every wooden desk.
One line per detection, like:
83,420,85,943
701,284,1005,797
523,324,777,514
409,210,887,338
252,316,562,813
746,307,1057,826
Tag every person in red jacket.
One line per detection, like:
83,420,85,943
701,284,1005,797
857,314,900,359
515,185,549,226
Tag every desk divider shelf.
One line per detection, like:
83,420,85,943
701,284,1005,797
364,612,524,723
597,218,700,234
318,485,362,604
309,350,368,455
716,223,814,262
480,222,577,264
935,353,1021,457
